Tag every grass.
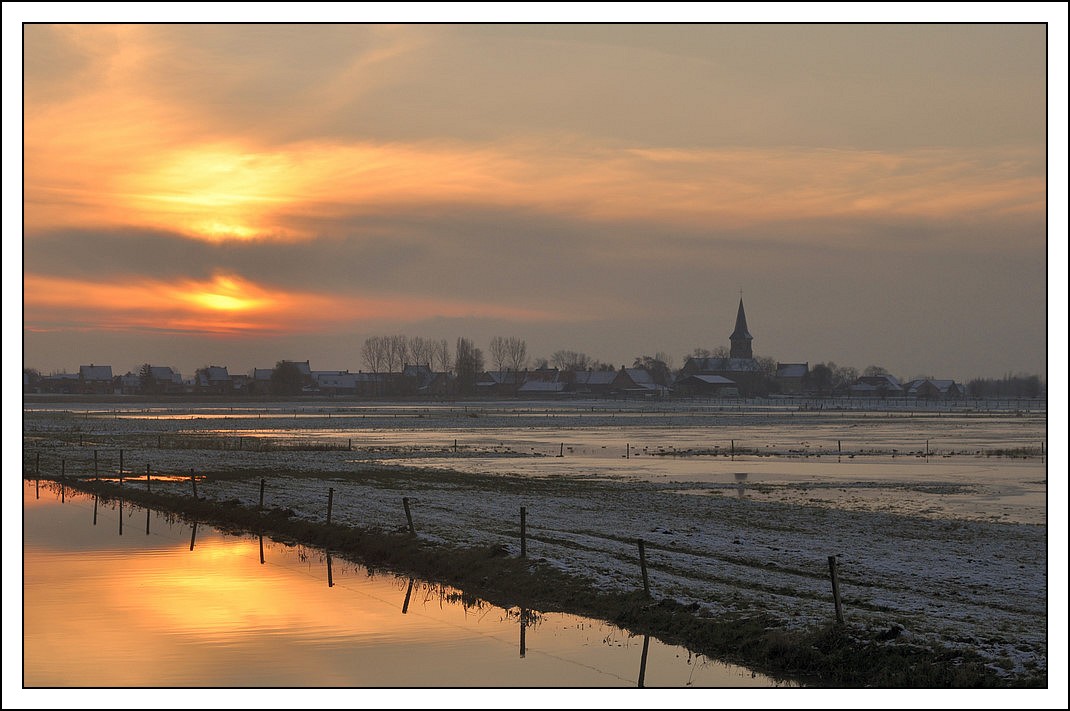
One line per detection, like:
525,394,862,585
32,474,1045,689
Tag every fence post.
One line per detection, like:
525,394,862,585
326,488,334,524
259,478,266,511
828,555,844,624
190,469,198,499
146,464,151,492
94,450,99,480
637,539,650,598
403,497,415,536
520,506,527,558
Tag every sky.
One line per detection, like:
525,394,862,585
7,6,1067,385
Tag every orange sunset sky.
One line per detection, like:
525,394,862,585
8,8,1065,383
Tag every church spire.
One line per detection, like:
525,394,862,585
729,297,753,359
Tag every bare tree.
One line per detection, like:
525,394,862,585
386,335,409,372
361,336,387,373
433,338,451,373
409,336,433,367
505,337,528,375
551,350,592,371
488,336,528,374
489,336,509,373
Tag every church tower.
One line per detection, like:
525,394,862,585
729,297,753,360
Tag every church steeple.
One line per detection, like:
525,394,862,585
729,297,753,360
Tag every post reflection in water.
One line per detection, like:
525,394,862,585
146,507,151,536
93,494,98,526
638,634,650,688
402,578,414,614
119,497,123,536
520,607,527,658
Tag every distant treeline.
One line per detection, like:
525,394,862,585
966,374,1043,399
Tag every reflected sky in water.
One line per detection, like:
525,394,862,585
22,481,787,689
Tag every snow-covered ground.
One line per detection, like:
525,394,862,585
22,400,1051,680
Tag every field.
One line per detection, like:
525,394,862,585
21,398,1051,686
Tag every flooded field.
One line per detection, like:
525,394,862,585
20,398,1051,686
23,481,784,689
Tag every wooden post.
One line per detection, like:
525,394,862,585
146,463,151,492
926,439,930,457
348,438,352,451
189,522,197,551
326,551,334,588
259,478,266,511
36,451,40,477
93,494,98,525
626,443,630,459
94,450,99,480
559,443,564,457
190,469,198,499
838,439,842,454
637,539,650,598
731,439,735,456
828,555,844,624
520,506,527,558
403,497,415,536
454,438,458,453
157,434,161,448
62,458,66,478
326,488,334,525
259,532,265,564
146,507,151,536
119,498,123,536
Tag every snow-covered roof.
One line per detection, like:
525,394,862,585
518,380,567,393
79,365,112,381
623,368,655,385
776,363,808,378
572,370,617,386
683,374,737,385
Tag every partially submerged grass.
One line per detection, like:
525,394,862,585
31,473,1045,689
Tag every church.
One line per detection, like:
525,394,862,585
675,297,767,396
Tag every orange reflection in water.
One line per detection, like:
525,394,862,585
23,483,784,688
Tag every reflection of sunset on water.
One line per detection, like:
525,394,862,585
22,482,781,688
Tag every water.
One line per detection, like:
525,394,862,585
21,481,789,689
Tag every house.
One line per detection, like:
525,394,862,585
567,369,619,396
79,364,114,394
905,379,964,400
195,366,231,394
476,370,524,396
673,374,739,398
314,370,357,396
41,372,80,394
613,367,669,398
775,363,809,394
850,374,904,398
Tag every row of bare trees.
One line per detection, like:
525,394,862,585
360,336,451,374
